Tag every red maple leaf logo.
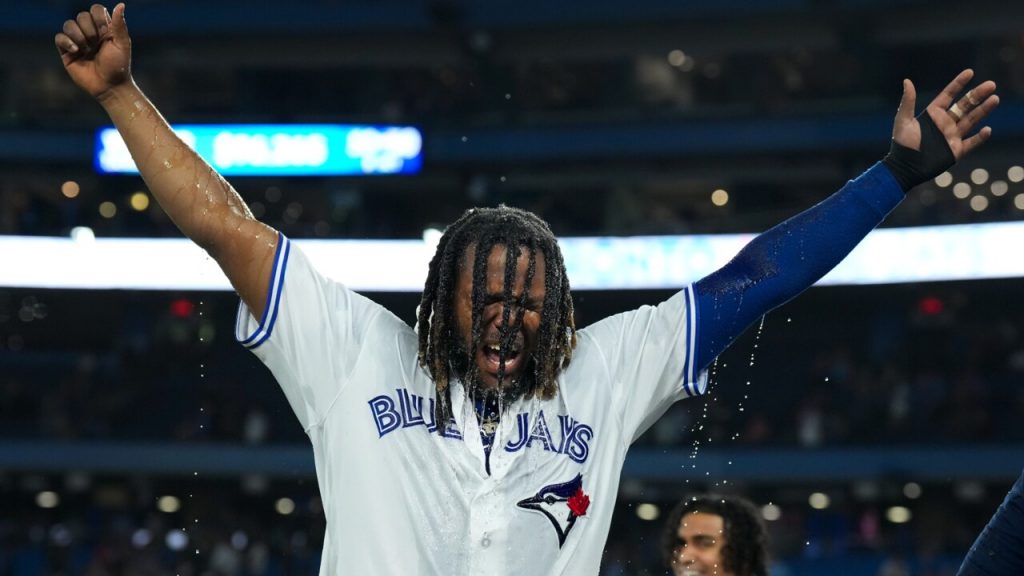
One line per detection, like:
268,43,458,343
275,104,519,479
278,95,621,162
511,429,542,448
567,488,590,517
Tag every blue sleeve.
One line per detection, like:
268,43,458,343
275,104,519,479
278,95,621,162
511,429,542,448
957,470,1024,576
692,162,904,371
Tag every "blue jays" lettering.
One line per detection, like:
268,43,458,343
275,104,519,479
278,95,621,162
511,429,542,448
368,389,593,464
503,410,592,464
367,389,463,439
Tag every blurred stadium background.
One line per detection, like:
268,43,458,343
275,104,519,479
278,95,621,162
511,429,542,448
3,0,1024,574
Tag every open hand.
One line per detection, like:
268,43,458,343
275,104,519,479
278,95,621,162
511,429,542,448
892,69,999,161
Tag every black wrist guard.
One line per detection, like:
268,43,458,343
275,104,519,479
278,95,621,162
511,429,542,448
882,110,956,193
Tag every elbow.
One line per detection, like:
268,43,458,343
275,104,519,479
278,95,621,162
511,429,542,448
190,206,256,260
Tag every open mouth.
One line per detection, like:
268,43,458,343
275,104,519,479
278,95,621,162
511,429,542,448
479,342,524,378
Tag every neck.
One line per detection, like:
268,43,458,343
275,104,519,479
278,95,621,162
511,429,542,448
472,390,502,421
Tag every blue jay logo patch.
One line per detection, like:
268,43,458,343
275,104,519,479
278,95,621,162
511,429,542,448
516,473,590,548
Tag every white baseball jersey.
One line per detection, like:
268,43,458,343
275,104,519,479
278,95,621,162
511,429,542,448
235,234,707,576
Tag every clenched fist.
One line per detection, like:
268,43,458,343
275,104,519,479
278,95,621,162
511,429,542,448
55,3,133,100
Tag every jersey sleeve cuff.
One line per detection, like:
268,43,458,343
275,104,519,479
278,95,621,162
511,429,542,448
681,285,708,397
235,232,291,350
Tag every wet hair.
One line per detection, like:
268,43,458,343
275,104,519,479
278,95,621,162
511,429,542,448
416,205,576,430
660,494,768,576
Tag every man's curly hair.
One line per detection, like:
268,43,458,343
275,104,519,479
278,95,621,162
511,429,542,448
661,494,768,576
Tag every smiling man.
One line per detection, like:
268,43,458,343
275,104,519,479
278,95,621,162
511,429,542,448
54,3,1000,575
662,495,768,576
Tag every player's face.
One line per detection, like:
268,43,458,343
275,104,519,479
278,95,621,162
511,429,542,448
454,243,546,392
671,512,734,576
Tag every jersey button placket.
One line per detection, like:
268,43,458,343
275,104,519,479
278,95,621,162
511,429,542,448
469,483,503,573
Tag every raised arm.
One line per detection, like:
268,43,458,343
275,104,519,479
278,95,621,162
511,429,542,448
55,3,276,319
693,69,999,370
957,469,1024,575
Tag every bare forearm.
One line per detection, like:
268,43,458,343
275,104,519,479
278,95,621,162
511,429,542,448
98,81,252,255
97,81,276,317
57,5,275,318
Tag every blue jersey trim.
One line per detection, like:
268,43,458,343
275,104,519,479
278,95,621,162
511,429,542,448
248,238,290,349
681,286,693,396
681,286,705,396
239,233,290,350
687,286,702,395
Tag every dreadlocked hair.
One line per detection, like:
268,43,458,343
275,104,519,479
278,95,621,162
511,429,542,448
416,205,576,433
660,494,769,576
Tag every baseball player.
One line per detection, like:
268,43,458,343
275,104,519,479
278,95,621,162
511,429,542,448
957,469,1024,575
55,4,998,575
662,494,768,576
